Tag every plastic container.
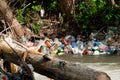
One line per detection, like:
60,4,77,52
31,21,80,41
45,40,52,48
62,39,67,46
0,75,8,80
52,44,58,50
82,49,88,55
58,52,65,56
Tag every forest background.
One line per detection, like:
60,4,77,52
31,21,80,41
0,0,120,38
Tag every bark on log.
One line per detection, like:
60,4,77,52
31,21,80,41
0,0,24,38
0,36,111,80
111,0,120,8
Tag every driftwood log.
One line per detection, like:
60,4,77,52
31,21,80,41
0,35,111,80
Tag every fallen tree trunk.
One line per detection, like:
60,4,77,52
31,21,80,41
0,35,111,80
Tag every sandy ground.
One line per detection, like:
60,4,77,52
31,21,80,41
34,72,49,80
85,63,120,80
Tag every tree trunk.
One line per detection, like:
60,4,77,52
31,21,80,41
59,0,75,23
0,0,24,38
111,0,120,8
59,0,75,14
0,36,111,80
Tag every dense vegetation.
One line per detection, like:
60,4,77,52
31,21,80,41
8,0,120,34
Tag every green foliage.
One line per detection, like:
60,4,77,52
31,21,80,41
76,0,107,26
16,9,24,24
15,0,120,31
15,0,42,34
103,6,120,25
32,23,40,34
59,13,64,24
104,7,114,23
75,0,120,27
47,0,58,11
50,0,57,10
32,5,42,11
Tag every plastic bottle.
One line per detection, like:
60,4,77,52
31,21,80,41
62,39,67,46
45,40,52,48
57,47,64,55
52,43,58,50
0,75,8,80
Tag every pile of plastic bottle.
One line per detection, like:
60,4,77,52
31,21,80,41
22,28,120,56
